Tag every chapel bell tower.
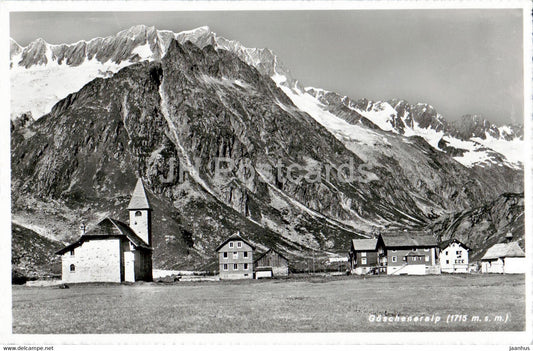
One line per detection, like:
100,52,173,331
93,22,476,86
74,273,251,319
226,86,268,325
128,178,152,246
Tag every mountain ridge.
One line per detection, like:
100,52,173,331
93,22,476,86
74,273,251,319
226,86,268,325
10,25,523,170
10,27,524,271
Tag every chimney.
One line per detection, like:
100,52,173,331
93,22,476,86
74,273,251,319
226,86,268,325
80,223,86,236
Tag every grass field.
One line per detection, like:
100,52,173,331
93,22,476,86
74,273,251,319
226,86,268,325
12,274,525,333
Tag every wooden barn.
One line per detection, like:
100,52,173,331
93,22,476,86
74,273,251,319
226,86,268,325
254,249,289,278
349,235,386,275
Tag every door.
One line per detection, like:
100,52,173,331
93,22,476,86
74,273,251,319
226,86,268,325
124,251,135,282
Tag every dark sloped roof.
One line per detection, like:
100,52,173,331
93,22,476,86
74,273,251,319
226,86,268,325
254,248,289,263
127,178,151,210
438,238,470,250
481,241,525,260
381,233,437,248
215,233,256,251
56,217,151,255
351,238,378,251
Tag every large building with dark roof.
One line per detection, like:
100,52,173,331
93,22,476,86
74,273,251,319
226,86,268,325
381,233,439,275
56,178,153,283
348,232,441,275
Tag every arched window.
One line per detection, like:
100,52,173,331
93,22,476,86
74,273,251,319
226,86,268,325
135,211,142,217
70,264,75,272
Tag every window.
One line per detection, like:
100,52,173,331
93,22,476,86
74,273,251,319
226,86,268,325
425,256,429,262
233,252,238,259
233,264,238,270
135,210,142,217
445,251,448,256
70,249,75,256
223,264,228,271
402,256,407,262
361,252,367,257
412,248,417,252
456,251,461,255
237,241,242,248
391,256,397,263
361,258,367,265
229,242,234,248
223,252,228,259
70,264,75,272
244,263,248,270
446,260,449,264
243,251,248,258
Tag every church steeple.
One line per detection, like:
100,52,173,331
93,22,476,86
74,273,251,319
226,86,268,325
128,178,152,246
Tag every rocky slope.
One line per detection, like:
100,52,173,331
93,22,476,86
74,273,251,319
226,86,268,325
427,193,524,260
10,26,524,271
12,223,62,282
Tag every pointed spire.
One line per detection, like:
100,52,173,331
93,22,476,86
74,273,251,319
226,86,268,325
127,178,151,210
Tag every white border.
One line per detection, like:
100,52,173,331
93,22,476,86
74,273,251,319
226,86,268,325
1,0,531,347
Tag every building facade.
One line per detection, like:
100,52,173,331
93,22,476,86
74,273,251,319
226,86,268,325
216,233,255,279
481,241,526,274
254,249,289,278
349,236,386,275
439,239,470,273
382,234,440,275
56,178,153,283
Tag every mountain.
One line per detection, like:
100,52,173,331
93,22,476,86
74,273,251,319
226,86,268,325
305,90,524,170
11,25,523,171
10,25,297,121
10,25,524,271
12,223,62,283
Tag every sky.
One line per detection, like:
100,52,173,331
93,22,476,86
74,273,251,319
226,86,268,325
10,10,525,125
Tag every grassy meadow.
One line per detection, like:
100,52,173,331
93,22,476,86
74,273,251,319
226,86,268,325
12,274,525,333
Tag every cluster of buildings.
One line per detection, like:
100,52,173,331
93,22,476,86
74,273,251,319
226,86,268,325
54,178,526,283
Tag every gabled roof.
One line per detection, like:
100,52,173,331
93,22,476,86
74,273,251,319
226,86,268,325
381,233,437,248
351,238,378,251
481,241,525,260
127,178,151,210
254,248,289,263
438,238,470,250
215,233,256,252
55,217,151,255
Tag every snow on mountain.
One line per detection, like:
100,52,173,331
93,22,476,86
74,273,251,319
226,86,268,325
11,24,523,171
277,86,387,151
301,87,523,170
10,25,295,120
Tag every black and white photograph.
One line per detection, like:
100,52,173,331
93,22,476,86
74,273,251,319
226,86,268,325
1,0,532,348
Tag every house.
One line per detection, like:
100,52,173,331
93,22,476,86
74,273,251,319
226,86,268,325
55,178,153,283
216,233,255,279
481,241,526,274
381,233,440,275
439,239,470,273
254,248,289,278
349,235,386,275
